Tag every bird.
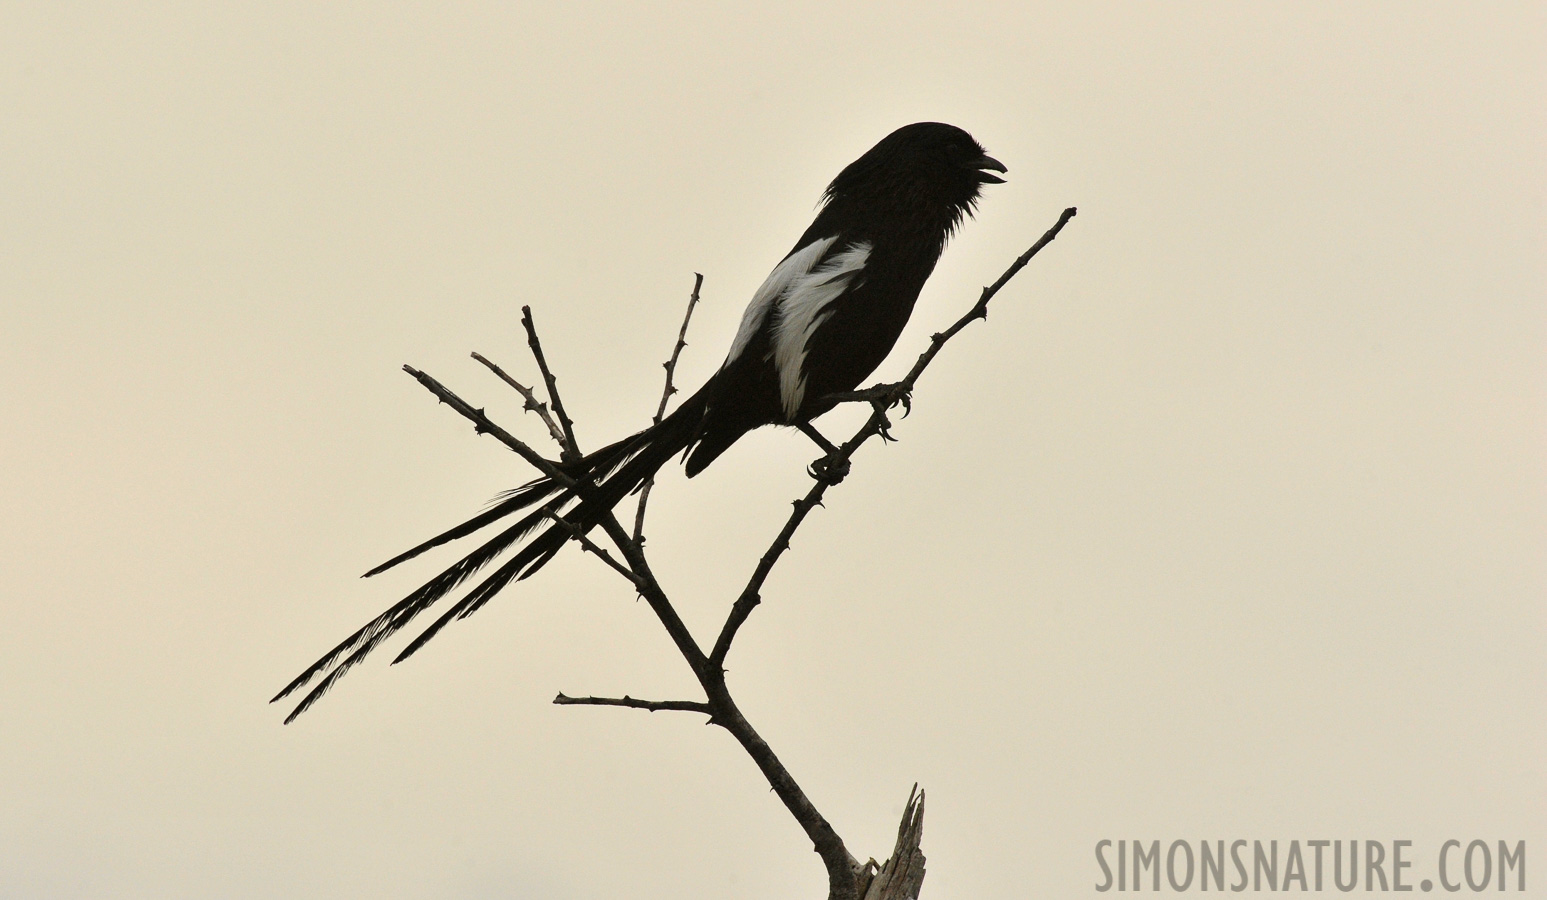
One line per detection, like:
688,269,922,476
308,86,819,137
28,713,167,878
274,122,1006,721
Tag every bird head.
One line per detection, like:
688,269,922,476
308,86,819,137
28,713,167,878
824,122,1007,219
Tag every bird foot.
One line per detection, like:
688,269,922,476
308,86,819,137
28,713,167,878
826,381,912,416
808,452,851,484
883,384,913,418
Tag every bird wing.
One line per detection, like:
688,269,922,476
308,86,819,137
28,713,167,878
721,235,838,368
770,240,871,419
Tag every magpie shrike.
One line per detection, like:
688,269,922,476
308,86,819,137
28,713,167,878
275,122,1006,720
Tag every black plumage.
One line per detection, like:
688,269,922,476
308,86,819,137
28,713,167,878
274,122,1006,721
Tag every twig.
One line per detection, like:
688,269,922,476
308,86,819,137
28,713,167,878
591,497,863,895
540,508,641,588
553,692,712,715
709,590,762,668
634,273,704,542
710,491,824,666
653,272,704,424
401,366,705,653
402,365,715,683
891,206,1078,392
471,351,569,450
711,207,1078,668
402,365,573,486
521,306,581,459
493,318,710,677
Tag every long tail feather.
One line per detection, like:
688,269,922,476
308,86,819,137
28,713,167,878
276,387,710,721
392,418,695,665
360,479,559,577
272,503,556,712
392,525,568,664
359,430,649,578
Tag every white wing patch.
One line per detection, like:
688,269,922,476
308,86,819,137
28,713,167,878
722,236,838,369
771,240,871,420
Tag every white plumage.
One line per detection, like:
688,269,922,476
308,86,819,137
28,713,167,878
721,236,838,369
771,241,871,419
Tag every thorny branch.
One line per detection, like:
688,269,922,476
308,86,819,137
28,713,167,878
402,207,1075,900
653,273,705,425
634,272,704,542
553,692,712,715
539,508,641,588
402,366,571,486
521,306,581,460
470,351,569,451
408,345,718,692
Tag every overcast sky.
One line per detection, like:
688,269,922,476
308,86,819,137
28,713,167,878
2,3,1543,898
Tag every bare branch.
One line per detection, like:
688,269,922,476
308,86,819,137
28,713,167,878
591,508,864,893
402,365,715,682
634,272,704,542
471,351,569,450
402,365,571,485
541,508,641,587
890,206,1078,394
401,366,712,672
553,692,712,715
597,514,710,674
709,591,761,668
520,306,581,459
711,490,825,667
653,272,703,424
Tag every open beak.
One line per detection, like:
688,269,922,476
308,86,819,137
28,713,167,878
968,154,1007,184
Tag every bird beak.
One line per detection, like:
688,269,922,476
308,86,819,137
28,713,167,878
967,154,1007,184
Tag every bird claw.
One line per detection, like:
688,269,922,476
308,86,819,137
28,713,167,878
861,382,912,420
860,382,911,411
808,452,851,484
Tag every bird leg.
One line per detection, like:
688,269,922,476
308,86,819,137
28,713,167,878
798,421,841,455
821,382,910,444
797,422,851,484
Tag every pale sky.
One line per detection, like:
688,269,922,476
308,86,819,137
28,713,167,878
2,3,1543,898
